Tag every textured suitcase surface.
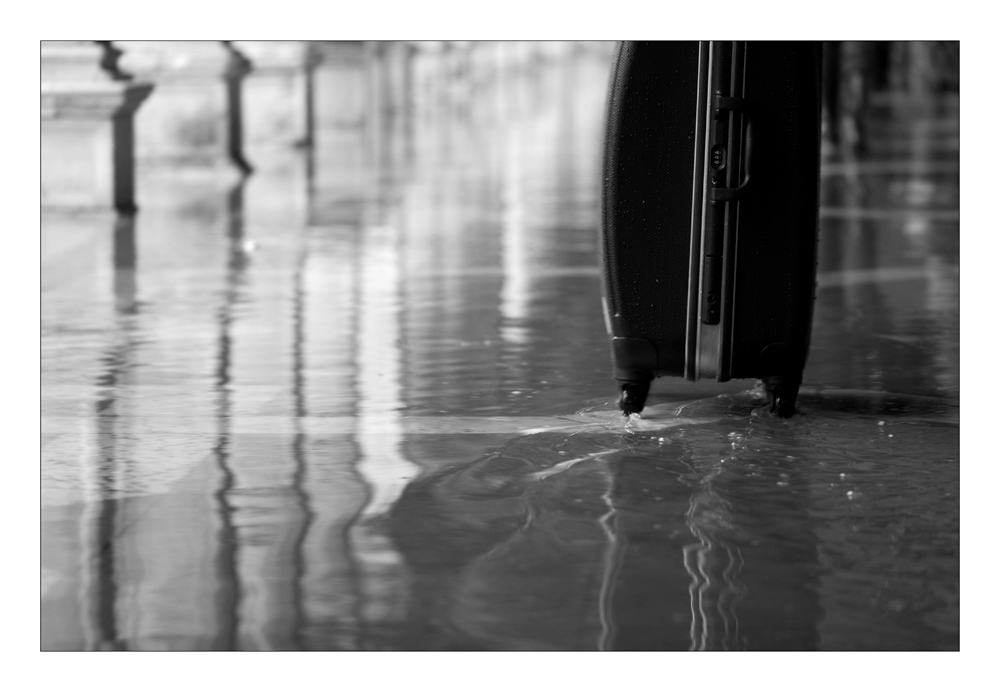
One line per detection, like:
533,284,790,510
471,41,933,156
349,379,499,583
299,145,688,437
601,41,821,415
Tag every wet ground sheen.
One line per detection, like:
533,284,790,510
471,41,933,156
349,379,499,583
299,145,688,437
41,44,958,650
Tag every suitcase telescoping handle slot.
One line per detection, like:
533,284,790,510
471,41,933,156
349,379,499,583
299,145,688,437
709,95,752,203
702,94,751,325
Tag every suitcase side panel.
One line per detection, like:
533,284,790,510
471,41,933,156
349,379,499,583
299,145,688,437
729,42,822,380
601,41,702,379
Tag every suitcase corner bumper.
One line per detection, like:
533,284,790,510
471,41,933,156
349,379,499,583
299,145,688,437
610,337,658,382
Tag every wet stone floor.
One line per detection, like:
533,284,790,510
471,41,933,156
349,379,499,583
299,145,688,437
41,49,959,651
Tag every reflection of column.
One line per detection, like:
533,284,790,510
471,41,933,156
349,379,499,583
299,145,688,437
111,181,231,650
46,212,132,650
495,44,608,399
843,172,889,391
79,343,130,650
205,182,309,651
718,424,822,650
909,112,958,393
112,215,138,313
681,471,747,651
289,243,310,651
925,253,959,392
63,204,224,650
395,44,508,417
349,71,420,640
80,214,142,649
227,441,306,651
810,211,850,388
118,41,251,173
349,217,420,642
295,225,367,648
41,41,153,211
388,434,616,650
41,424,95,649
603,458,702,651
115,460,224,650
498,60,529,346
298,434,367,650
296,213,366,650
603,423,823,651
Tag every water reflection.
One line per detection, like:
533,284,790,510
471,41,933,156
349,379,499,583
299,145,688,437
349,219,418,648
810,88,959,400
681,470,747,651
41,42,958,651
80,213,142,650
387,392,840,650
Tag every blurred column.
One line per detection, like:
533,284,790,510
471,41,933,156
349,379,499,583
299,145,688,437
41,195,123,649
204,183,318,649
897,109,959,394
41,41,153,212
363,42,412,195
232,41,313,153
905,41,960,96
497,42,607,392
296,227,368,649
409,41,447,124
229,42,313,229
822,41,842,146
882,41,959,113
308,41,369,223
498,45,530,346
117,41,251,175
365,42,412,122
838,41,876,154
349,212,421,646
114,462,227,650
109,181,236,650
296,91,371,644
394,41,509,416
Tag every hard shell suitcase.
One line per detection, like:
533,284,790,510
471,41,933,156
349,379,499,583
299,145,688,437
600,41,822,416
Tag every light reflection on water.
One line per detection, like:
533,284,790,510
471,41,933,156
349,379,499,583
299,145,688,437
41,42,958,650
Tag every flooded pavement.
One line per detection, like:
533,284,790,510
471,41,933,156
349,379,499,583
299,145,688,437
41,43,958,651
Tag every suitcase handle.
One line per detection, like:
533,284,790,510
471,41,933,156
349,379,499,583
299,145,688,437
709,97,752,203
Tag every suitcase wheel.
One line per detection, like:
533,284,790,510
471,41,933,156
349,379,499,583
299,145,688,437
619,380,651,416
764,376,800,418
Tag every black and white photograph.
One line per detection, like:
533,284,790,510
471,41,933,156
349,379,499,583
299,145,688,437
35,9,970,676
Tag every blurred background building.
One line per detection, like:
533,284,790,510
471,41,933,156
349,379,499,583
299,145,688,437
41,40,959,213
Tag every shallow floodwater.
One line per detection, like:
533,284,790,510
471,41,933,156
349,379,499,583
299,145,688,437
41,44,958,650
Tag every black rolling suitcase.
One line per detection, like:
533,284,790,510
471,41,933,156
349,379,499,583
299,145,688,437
601,41,822,416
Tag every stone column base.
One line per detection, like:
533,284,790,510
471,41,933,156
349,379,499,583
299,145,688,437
42,80,153,212
118,41,252,175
